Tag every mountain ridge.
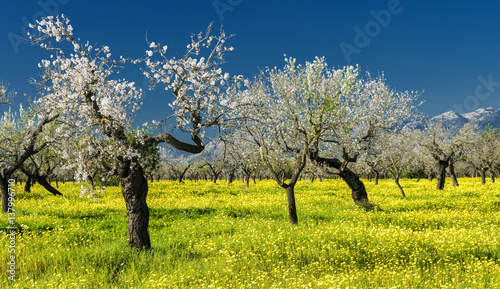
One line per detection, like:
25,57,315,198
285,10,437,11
406,107,500,132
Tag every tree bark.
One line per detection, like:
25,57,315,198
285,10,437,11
394,176,406,198
0,175,10,213
338,168,370,206
24,177,32,193
309,149,371,207
88,174,96,191
120,162,151,249
36,176,62,196
21,169,62,196
436,159,449,190
490,171,495,183
227,170,235,185
449,161,459,186
285,185,298,224
480,168,487,184
374,170,379,185
245,175,250,188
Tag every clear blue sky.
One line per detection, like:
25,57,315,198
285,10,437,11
2,0,500,126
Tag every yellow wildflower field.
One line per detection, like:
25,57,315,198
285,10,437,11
1,178,500,288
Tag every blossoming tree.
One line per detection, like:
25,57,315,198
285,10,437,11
418,122,474,189
230,56,418,223
0,82,14,107
28,15,242,249
0,103,58,212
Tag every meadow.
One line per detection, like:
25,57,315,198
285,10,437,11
1,178,500,288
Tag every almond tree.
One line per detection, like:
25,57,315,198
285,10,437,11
356,151,388,185
376,128,417,197
464,124,500,184
163,155,193,183
0,104,58,211
0,82,14,107
418,122,474,189
231,57,418,223
225,137,263,186
27,15,242,249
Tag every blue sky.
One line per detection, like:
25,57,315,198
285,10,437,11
2,0,500,126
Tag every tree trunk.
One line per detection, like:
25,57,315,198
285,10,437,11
338,168,370,206
436,159,449,190
308,149,371,208
394,176,406,198
0,175,10,213
228,170,235,185
480,168,486,184
449,161,459,186
490,171,495,183
245,175,250,188
24,177,32,193
427,172,433,181
285,185,298,224
89,175,96,191
120,162,151,249
374,170,379,185
37,176,63,196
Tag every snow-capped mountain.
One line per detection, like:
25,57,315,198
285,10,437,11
405,107,500,132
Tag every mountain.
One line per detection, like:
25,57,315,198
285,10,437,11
405,107,500,132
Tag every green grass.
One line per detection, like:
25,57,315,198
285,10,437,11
1,178,500,288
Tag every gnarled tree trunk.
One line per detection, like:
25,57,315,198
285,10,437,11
436,159,449,190
338,168,369,205
449,161,459,186
21,169,62,196
37,176,62,196
119,161,151,249
309,149,371,208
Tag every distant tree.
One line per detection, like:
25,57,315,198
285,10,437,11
197,140,228,184
418,122,474,189
163,155,193,183
464,124,500,184
376,128,417,197
226,137,263,187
